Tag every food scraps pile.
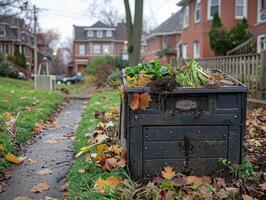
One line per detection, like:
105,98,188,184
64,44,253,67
124,60,236,90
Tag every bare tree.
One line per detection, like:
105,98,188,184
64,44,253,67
87,0,122,26
43,29,60,50
124,0,143,66
0,0,28,17
61,37,73,65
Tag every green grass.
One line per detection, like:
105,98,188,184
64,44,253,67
0,77,64,174
67,90,120,200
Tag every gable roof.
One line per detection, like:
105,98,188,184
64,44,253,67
146,11,182,40
90,21,112,28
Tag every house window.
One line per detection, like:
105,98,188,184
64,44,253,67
4,43,11,54
193,41,200,58
257,34,266,53
235,0,247,19
97,31,103,38
0,25,6,37
162,35,167,49
79,44,85,55
183,6,189,28
194,0,201,23
92,44,101,54
182,44,188,59
87,31,93,37
106,31,112,37
257,0,266,23
103,44,111,55
208,0,220,20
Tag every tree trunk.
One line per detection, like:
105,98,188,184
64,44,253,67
124,0,143,66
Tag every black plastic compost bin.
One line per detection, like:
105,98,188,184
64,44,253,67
119,71,247,180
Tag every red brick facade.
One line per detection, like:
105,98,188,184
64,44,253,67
179,0,266,58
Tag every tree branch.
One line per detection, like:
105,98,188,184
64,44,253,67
124,0,132,40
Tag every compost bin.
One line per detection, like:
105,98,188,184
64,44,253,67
119,65,247,181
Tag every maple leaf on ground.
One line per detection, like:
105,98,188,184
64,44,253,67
31,182,49,193
130,93,140,110
242,195,254,200
138,93,152,111
161,165,176,180
186,176,203,186
259,182,266,190
94,176,122,193
36,168,53,175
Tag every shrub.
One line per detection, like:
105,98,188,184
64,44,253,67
0,60,19,78
84,75,97,86
95,64,115,86
14,48,27,68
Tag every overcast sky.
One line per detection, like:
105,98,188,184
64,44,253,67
30,0,180,43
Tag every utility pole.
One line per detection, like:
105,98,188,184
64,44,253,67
33,5,38,89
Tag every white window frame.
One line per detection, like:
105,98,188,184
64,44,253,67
207,0,221,20
92,44,101,54
194,0,201,23
106,30,112,37
182,44,188,59
103,44,111,55
87,30,93,37
0,25,6,37
235,0,247,19
97,31,103,38
257,34,266,53
79,44,86,55
193,41,200,58
183,5,189,29
257,0,266,23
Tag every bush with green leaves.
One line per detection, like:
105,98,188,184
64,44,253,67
209,13,252,55
14,48,27,68
0,60,19,78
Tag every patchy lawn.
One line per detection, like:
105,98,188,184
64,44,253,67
0,77,64,175
67,90,120,199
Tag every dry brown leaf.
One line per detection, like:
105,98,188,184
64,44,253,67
138,93,152,111
97,144,108,152
31,182,49,193
187,176,203,186
60,182,69,192
5,153,24,164
242,195,254,200
44,197,58,200
3,112,13,119
14,197,32,200
0,145,4,151
259,182,266,190
94,176,122,193
27,158,37,165
36,168,53,175
161,165,176,180
44,139,58,144
130,93,140,110
78,169,86,173
117,159,126,168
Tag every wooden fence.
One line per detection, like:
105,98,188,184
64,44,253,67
183,51,266,97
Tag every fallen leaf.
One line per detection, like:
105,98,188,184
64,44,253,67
5,153,24,164
60,182,69,192
130,93,140,110
109,145,121,155
161,165,176,180
226,187,239,199
44,196,58,200
27,158,37,165
259,182,266,190
138,93,152,111
3,112,13,119
78,169,86,173
0,145,4,151
117,159,126,168
14,197,32,200
242,195,254,200
95,134,108,143
97,144,108,152
44,139,58,144
94,176,122,193
187,176,203,186
31,182,49,193
36,168,53,175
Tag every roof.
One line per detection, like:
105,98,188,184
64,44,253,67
177,0,189,6
146,11,182,40
74,21,127,41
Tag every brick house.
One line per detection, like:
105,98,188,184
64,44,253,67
144,11,182,64
177,0,266,59
73,21,127,73
0,16,33,76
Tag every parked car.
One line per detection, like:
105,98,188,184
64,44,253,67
56,75,65,84
62,73,84,84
